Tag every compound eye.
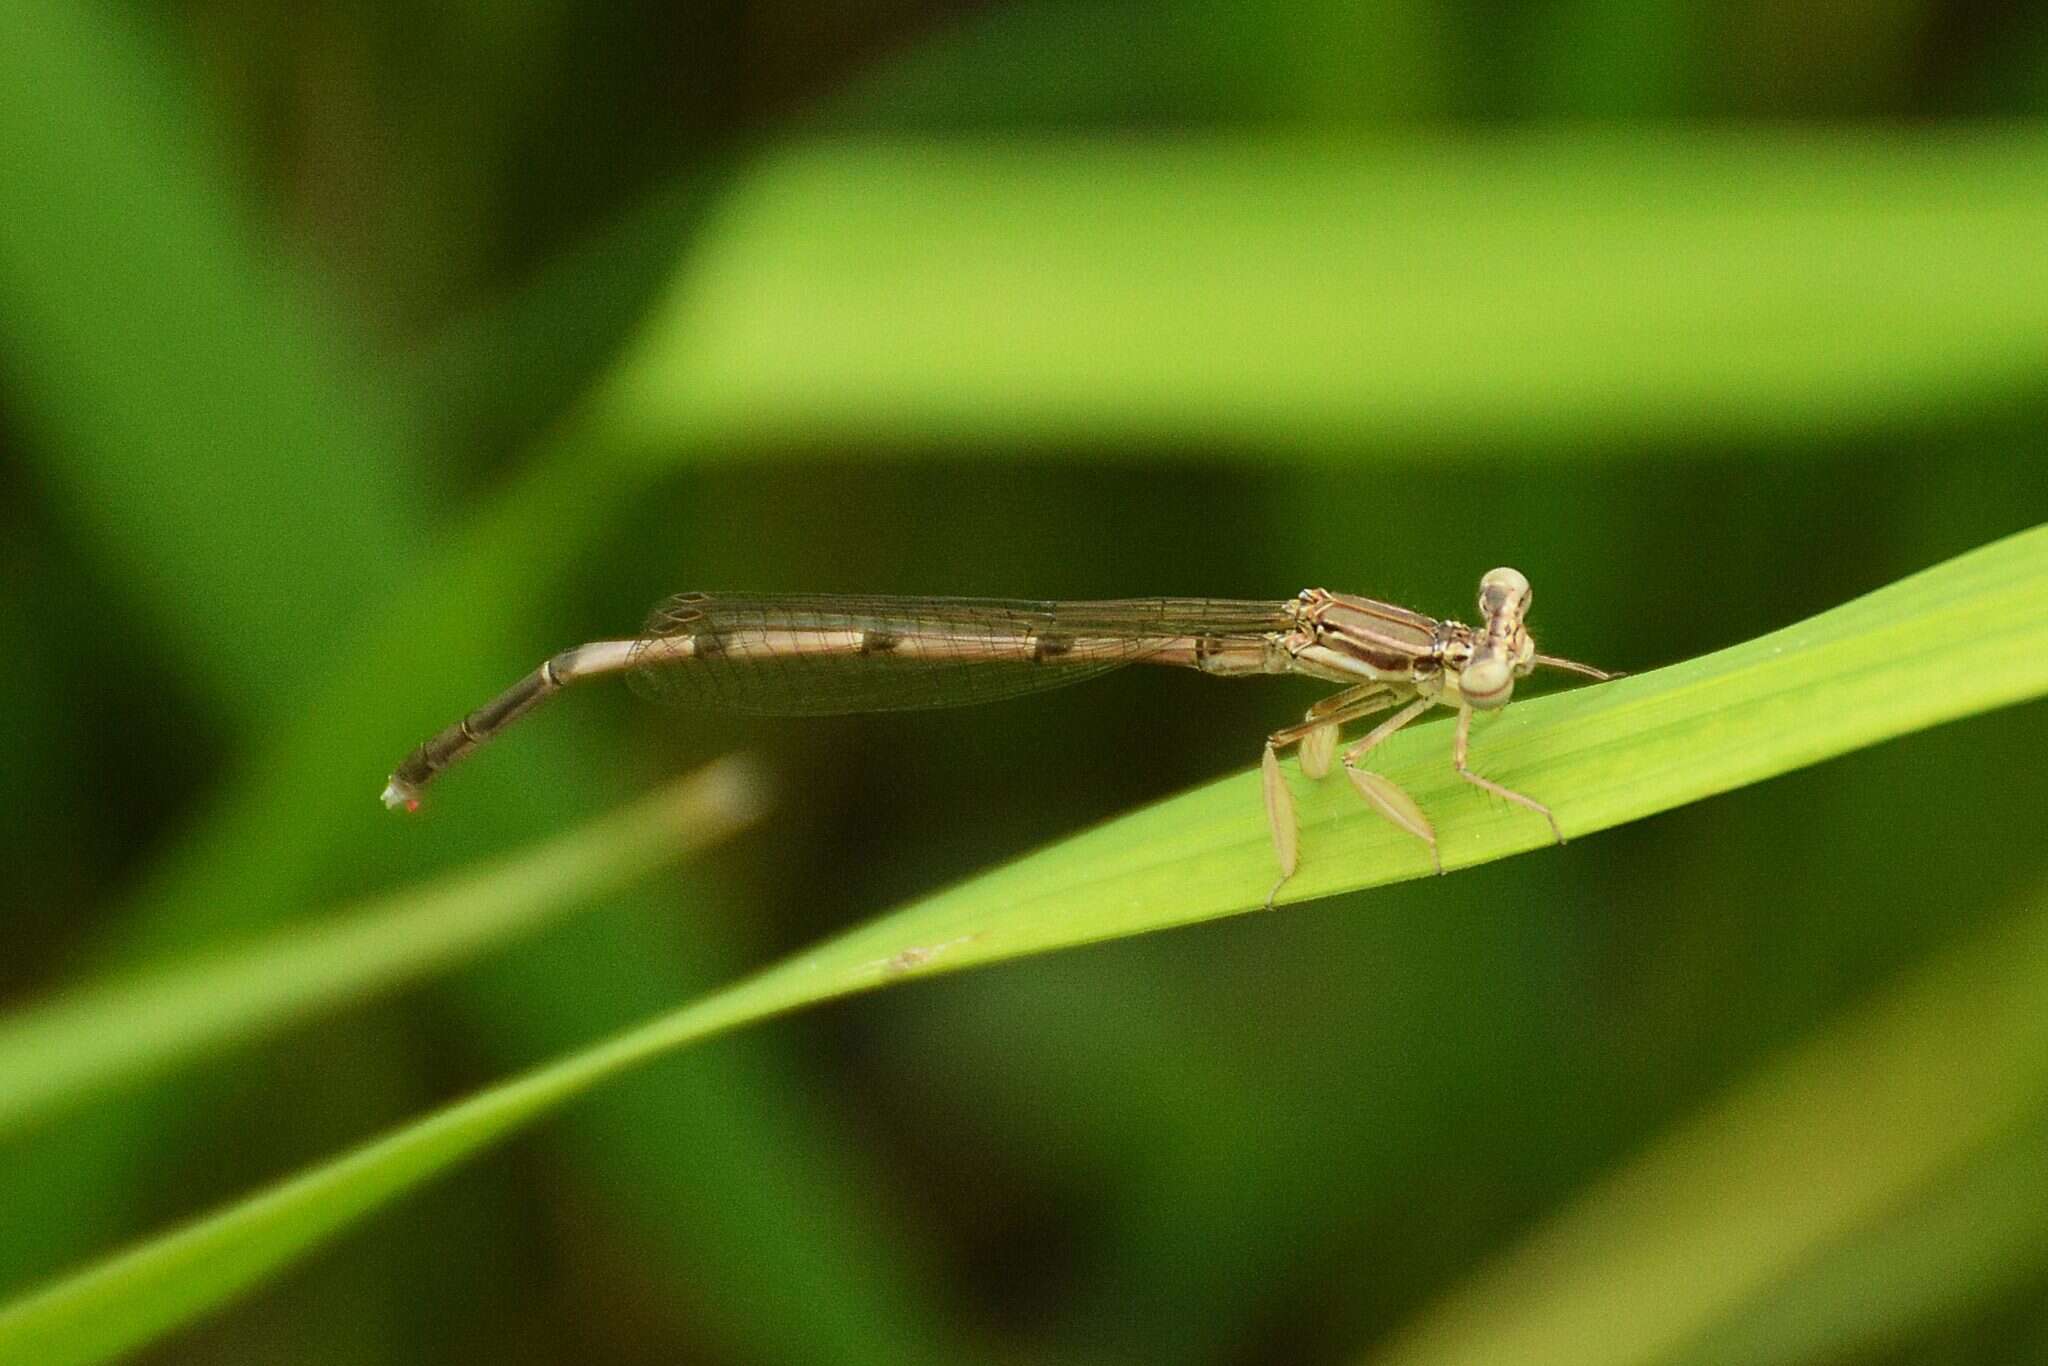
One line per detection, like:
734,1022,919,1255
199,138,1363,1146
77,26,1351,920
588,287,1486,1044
1462,652,1515,709
1478,566,1532,617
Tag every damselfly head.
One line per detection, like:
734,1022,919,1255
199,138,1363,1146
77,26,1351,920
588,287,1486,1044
1463,567,1537,709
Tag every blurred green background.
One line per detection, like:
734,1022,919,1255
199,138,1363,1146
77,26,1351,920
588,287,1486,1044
3,1,2048,1363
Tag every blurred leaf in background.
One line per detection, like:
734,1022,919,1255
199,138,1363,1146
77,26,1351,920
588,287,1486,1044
1,0,2046,1363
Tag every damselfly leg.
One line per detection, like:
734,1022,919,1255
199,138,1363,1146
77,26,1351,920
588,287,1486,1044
1452,704,1564,843
1261,684,1435,907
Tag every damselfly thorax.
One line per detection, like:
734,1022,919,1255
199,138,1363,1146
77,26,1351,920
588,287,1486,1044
384,569,1614,899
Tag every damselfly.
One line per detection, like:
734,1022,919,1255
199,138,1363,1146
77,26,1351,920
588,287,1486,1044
384,570,1614,891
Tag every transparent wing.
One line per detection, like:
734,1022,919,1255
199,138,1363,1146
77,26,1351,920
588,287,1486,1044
625,593,1296,716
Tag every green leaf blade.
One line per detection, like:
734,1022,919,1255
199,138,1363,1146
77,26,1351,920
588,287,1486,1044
1364,879,2048,1366
596,133,2048,460
3,524,2043,1365
0,761,764,1138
